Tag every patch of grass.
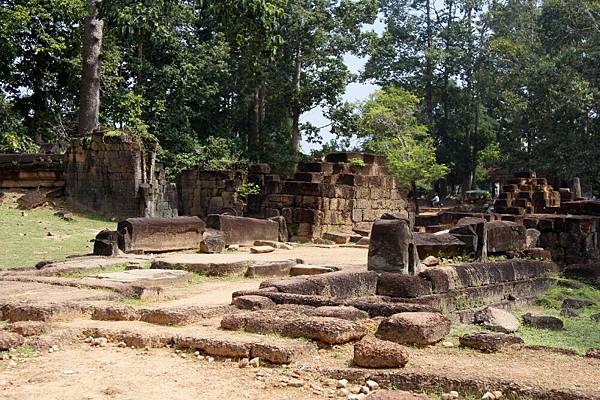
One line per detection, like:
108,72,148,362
120,298,152,306
450,282,600,354
62,263,129,279
0,190,112,268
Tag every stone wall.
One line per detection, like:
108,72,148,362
175,152,409,242
64,129,177,218
177,170,246,218
0,154,64,188
496,172,561,215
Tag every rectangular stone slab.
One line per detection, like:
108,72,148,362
118,217,205,253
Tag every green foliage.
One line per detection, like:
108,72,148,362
357,87,449,189
238,182,261,199
348,158,366,168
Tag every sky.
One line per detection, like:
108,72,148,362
299,17,386,152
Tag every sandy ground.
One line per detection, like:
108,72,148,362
0,345,328,400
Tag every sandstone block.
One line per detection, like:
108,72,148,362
353,336,409,368
459,332,524,353
375,312,451,346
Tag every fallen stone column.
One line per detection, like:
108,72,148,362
206,214,279,245
117,216,205,253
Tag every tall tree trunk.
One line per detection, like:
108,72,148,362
78,0,103,136
291,47,302,155
424,0,434,126
248,86,260,156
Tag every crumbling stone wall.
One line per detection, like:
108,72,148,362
0,154,64,188
176,152,409,242
64,129,176,218
253,152,408,241
496,172,561,215
177,170,246,218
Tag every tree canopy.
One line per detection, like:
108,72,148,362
1,0,600,192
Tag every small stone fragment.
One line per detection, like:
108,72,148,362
481,392,496,400
337,379,348,388
249,357,260,367
239,358,249,368
366,380,379,391
250,246,275,254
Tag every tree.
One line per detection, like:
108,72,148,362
78,0,103,135
357,87,448,213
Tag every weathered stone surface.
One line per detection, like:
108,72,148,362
312,306,369,321
289,265,335,276
118,217,205,253
323,231,362,244
249,341,313,364
376,274,432,298
95,269,191,286
487,221,527,254
253,240,292,250
375,312,451,346
232,295,276,311
368,217,419,274
414,232,467,259
474,307,519,333
221,312,368,344
366,391,430,400
245,260,296,278
526,228,541,248
0,331,25,350
459,332,524,353
419,260,558,293
92,305,139,321
5,321,48,337
250,246,275,254
353,336,409,368
451,217,488,260
586,348,600,359
207,214,279,245
562,298,595,309
200,230,226,254
422,256,439,267
17,191,47,209
93,229,121,256
268,216,289,242
522,313,564,330
260,271,378,298
176,335,251,358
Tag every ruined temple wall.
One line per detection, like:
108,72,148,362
0,154,64,189
174,152,409,242
177,170,246,218
64,130,176,218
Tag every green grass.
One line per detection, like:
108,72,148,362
0,190,112,268
450,280,600,354
120,298,152,306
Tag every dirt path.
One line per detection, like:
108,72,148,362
0,345,328,400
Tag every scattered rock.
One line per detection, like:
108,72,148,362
249,357,260,367
199,235,226,254
560,308,579,318
5,321,48,337
0,331,25,351
366,380,379,391
91,337,108,347
586,348,600,359
522,313,564,330
250,246,275,254
54,210,74,221
17,191,47,210
312,306,369,321
375,312,451,346
422,256,439,267
562,298,595,309
254,240,293,250
474,307,519,333
337,379,348,388
459,332,524,353
353,336,409,368
232,295,276,311
557,279,585,289
239,358,249,368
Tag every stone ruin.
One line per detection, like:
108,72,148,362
64,129,177,218
494,171,561,215
177,152,410,242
